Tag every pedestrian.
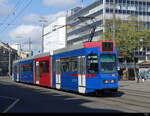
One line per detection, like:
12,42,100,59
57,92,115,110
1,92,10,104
137,72,140,83
144,71,148,80
140,71,145,82
123,70,126,80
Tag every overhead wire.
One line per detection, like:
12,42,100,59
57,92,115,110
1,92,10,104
0,0,33,33
0,0,24,28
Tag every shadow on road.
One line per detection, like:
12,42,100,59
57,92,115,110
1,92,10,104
0,79,125,113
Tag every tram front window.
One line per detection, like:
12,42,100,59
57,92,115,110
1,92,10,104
100,54,116,74
87,55,99,74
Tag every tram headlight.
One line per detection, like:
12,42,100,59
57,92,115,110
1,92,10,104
111,80,116,84
103,80,109,84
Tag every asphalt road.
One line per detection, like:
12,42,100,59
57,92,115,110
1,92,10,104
0,77,122,113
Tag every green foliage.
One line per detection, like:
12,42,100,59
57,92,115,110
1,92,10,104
103,16,150,57
102,16,150,80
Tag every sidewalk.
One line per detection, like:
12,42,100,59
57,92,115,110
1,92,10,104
0,76,12,82
119,79,150,92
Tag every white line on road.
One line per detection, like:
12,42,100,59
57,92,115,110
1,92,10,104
64,98,81,100
1,96,20,113
2,99,20,113
52,94,64,96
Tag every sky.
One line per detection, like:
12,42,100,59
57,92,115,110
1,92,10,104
0,0,95,54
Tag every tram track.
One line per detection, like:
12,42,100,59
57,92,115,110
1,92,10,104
77,92,150,112
77,88,150,112
103,95,150,110
93,89,150,111
120,88,150,97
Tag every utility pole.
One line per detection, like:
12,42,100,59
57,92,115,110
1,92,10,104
81,0,84,8
28,37,32,56
42,23,44,53
39,18,47,53
29,38,31,51
112,0,116,45
8,48,11,77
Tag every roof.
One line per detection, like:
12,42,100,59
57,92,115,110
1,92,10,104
34,52,51,58
0,42,17,52
53,43,84,55
13,52,51,64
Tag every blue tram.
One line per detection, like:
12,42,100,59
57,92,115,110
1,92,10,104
19,58,34,84
52,41,118,94
13,57,34,84
12,41,118,94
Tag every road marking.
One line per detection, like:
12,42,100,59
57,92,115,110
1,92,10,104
52,94,64,96
2,99,20,113
1,97,20,113
64,98,81,100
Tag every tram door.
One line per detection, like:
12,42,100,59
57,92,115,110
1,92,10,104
78,56,86,93
56,59,61,89
35,61,40,84
17,65,20,82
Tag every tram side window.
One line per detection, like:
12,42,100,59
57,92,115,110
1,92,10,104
60,57,78,72
71,61,78,72
53,60,56,72
61,62,69,72
22,63,33,72
39,61,49,73
87,55,99,74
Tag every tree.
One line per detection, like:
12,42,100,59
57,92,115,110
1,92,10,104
102,16,150,81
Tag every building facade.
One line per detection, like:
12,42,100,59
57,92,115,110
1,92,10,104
66,0,150,46
10,43,21,56
43,17,66,54
66,0,104,46
0,42,19,76
10,43,32,59
66,0,150,45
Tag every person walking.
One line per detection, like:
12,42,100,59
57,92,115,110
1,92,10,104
139,71,145,82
